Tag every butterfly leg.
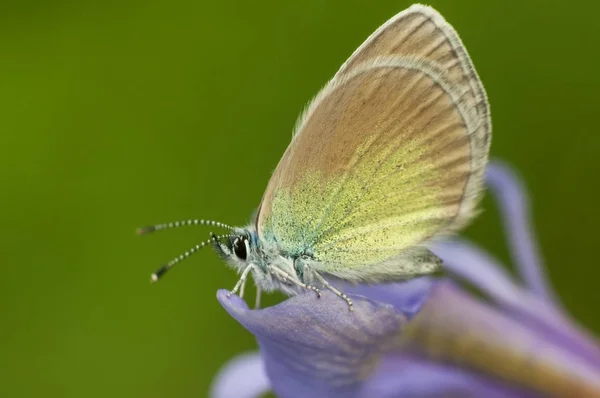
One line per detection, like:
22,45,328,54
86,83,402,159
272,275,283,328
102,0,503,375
255,285,262,309
308,268,354,311
228,263,255,299
268,265,322,298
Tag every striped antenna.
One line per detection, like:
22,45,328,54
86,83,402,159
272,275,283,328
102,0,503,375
150,233,235,282
136,219,235,235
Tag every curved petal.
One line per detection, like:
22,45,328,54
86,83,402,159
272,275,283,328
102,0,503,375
217,289,405,398
362,355,541,398
210,352,270,398
404,282,600,397
334,276,436,318
433,239,522,305
486,161,558,306
434,239,600,367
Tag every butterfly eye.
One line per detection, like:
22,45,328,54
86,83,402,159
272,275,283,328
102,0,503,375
233,237,247,260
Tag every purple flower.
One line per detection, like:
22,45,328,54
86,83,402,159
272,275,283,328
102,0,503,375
210,162,600,398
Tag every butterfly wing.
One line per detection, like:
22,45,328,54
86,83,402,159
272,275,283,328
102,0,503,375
256,5,490,282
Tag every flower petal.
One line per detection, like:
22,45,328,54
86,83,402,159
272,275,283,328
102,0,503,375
334,276,436,318
404,282,600,397
486,161,558,305
217,289,405,398
362,354,541,398
210,352,270,398
433,239,522,305
434,239,600,367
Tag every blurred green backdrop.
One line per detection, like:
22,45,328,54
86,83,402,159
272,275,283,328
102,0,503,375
1,0,599,396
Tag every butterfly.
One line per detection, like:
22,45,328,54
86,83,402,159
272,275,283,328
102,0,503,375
138,4,491,310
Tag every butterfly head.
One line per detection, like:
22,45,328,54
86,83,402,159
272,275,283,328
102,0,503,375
212,228,262,271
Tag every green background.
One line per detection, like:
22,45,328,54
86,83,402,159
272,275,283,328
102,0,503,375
1,0,599,396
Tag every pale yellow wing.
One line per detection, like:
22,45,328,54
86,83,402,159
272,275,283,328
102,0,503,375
331,4,490,230
335,4,489,159
256,6,490,281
